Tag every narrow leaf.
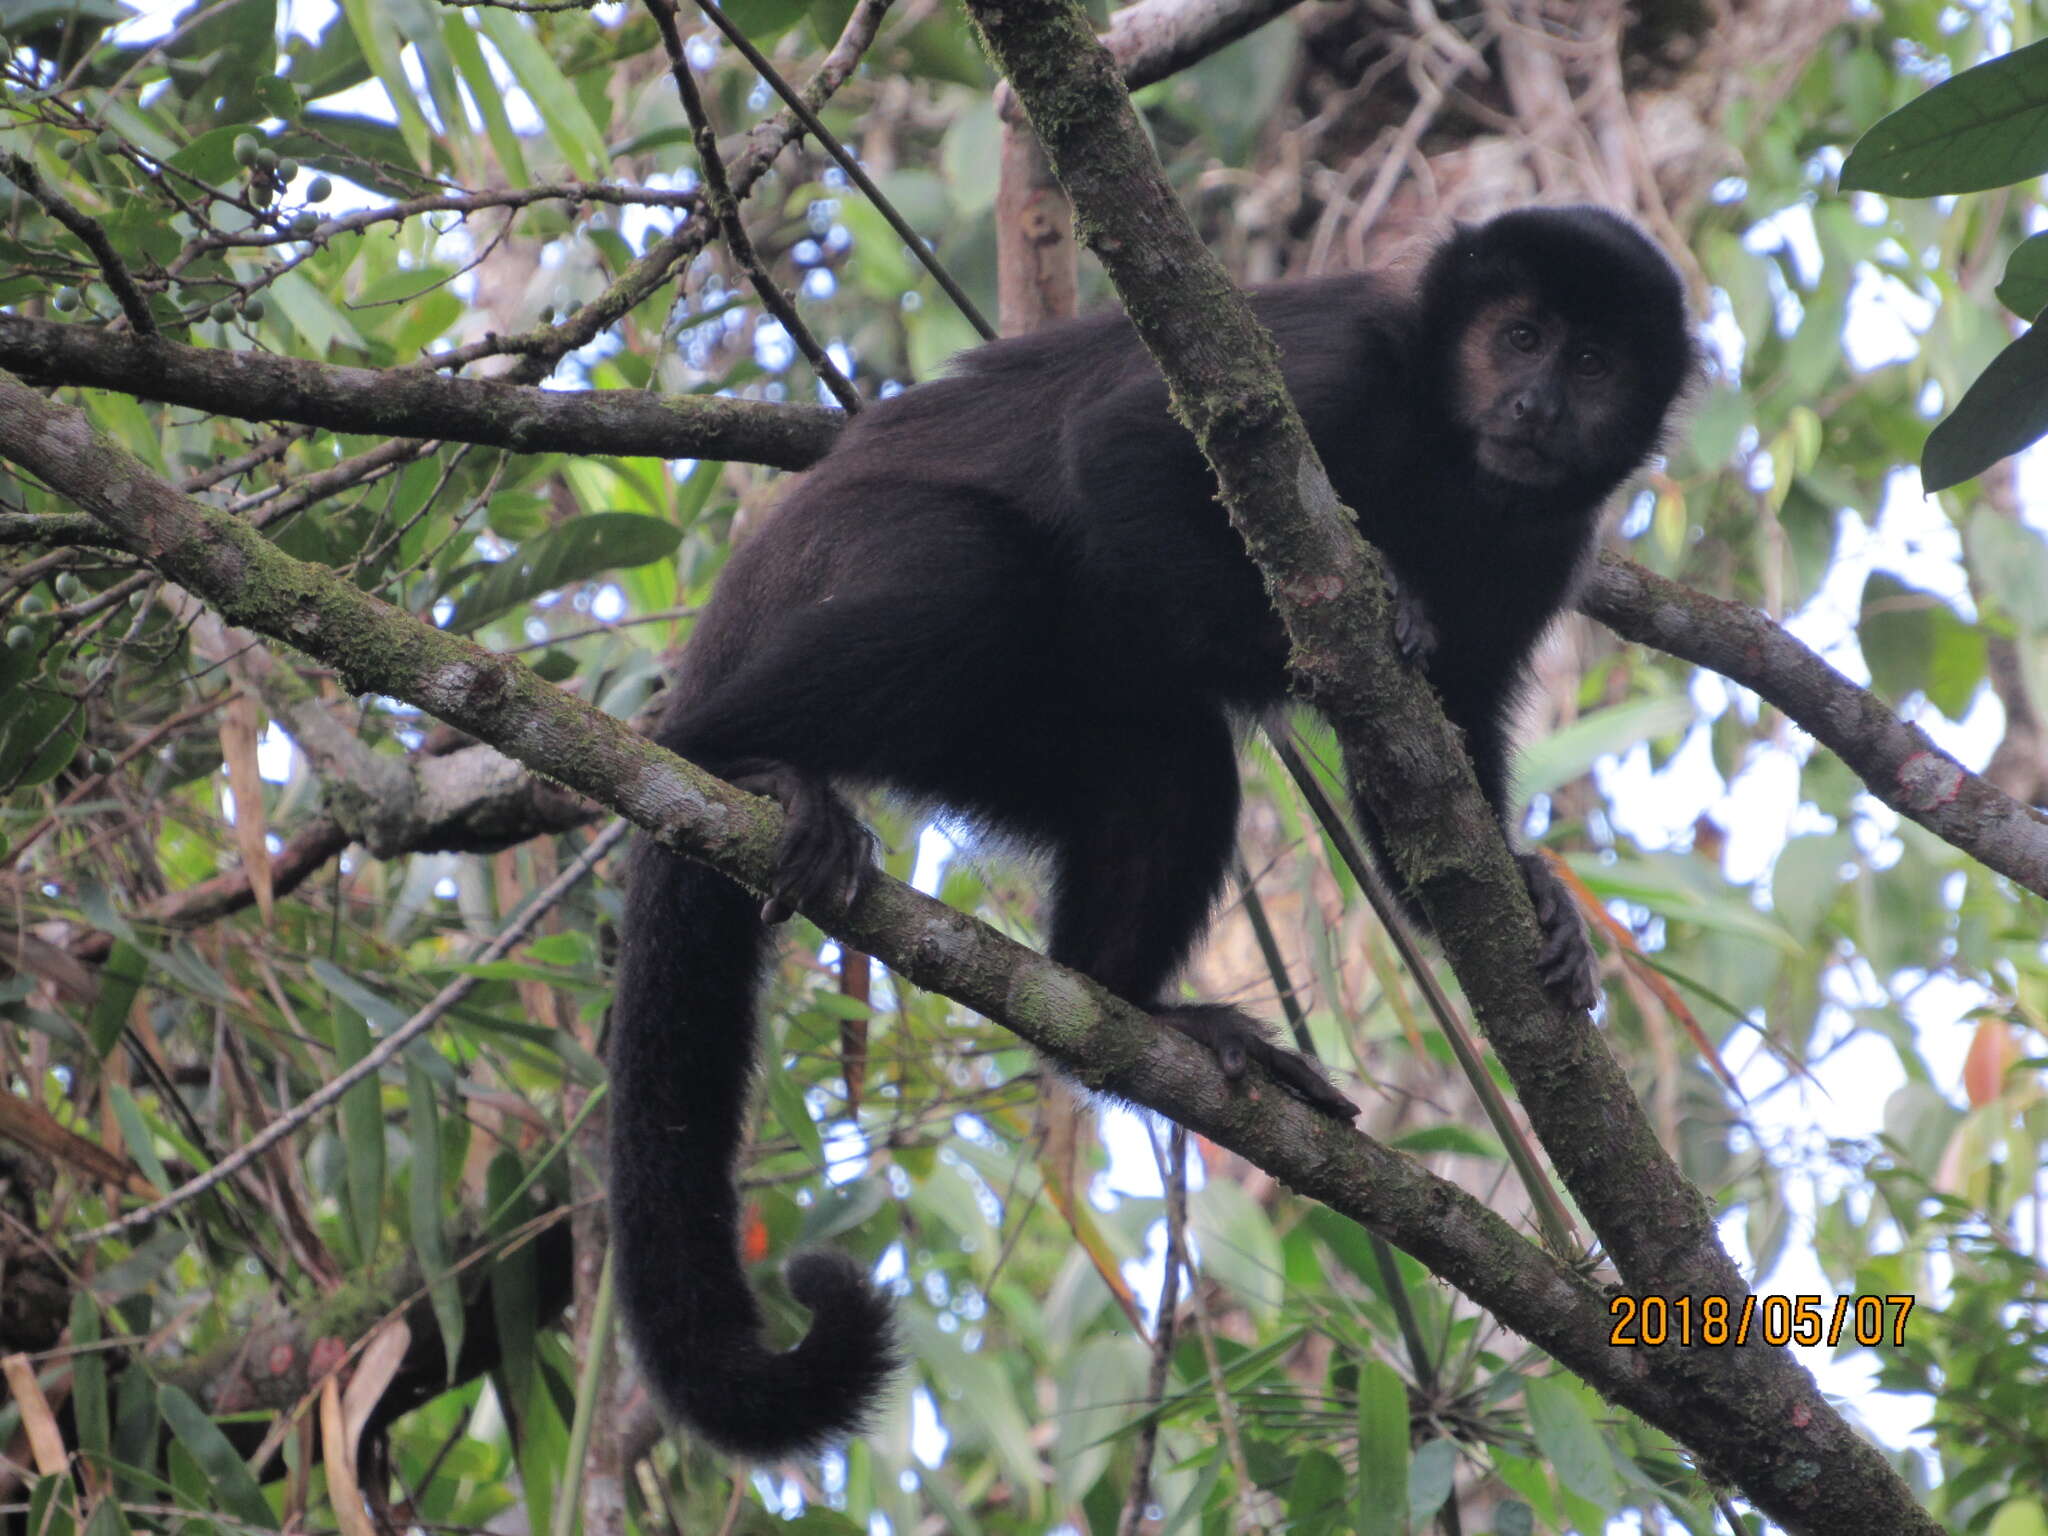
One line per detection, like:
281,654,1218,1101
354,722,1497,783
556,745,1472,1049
406,1060,465,1379
329,1004,386,1266
158,1384,278,1529
474,10,608,179
1354,1358,1409,1536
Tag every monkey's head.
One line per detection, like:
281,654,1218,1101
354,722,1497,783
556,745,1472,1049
1422,205,1694,501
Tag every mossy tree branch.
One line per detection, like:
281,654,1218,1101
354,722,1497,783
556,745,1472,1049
955,1,1940,1531
2,364,1741,1488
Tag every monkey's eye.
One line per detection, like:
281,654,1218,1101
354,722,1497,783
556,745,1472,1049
1572,348,1611,379
1505,322,1542,354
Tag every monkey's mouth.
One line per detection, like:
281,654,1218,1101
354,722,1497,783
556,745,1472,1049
1476,435,1567,486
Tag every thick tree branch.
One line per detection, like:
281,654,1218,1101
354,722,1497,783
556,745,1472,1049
0,365,1734,1492
1583,554,2048,899
1105,0,1308,90
0,314,840,468
957,3,1937,1532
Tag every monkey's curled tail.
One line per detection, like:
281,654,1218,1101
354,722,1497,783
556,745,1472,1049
609,841,896,1458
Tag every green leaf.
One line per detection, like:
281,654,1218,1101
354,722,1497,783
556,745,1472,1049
284,11,373,102
24,1473,72,1536
1857,571,1985,716
1842,38,2048,196
447,513,682,632
486,1151,540,1419
474,9,608,180
836,195,916,299
168,125,269,188
89,1229,189,1304
69,1294,109,1469
103,1084,171,1197
81,1494,132,1536
1514,694,1696,801
1965,506,2048,634
1524,1373,1620,1509
1996,234,2048,319
1354,1358,1409,1536
939,99,1001,218
1288,1450,1348,1536
407,1059,464,1382
1387,1123,1501,1159
1988,1498,2048,1536
1408,1436,1458,1526
0,687,82,787
1924,319,2048,491
1191,1175,1284,1321
443,12,530,187
158,1384,278,1529
719,0,810,42
329,1002,386,1266
337,0,436,168
766,1055,824,1165
86,940,147,1058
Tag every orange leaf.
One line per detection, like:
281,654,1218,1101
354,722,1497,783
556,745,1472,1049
220,693,273,925
1962,1016,2018,1106
1,1353,69,1476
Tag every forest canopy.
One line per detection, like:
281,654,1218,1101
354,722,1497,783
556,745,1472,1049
1,2,2045,1534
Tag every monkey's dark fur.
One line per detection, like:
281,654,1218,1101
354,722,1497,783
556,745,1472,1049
609,205,1692,1459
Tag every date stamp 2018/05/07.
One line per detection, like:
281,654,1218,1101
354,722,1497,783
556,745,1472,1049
1608,1293,1915,1349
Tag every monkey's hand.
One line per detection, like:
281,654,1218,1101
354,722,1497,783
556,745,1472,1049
732,762,873,924
1156,1004,1357,1120
1516,852,1600,1012
1388,572,1440,669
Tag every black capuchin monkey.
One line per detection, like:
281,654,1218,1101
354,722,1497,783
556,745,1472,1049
609,204,1693,1458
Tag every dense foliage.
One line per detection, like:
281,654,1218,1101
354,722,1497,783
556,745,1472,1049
1,1,2046,1533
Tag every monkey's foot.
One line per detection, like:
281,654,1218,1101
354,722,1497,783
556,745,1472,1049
1389,573,1440,668
1516,852,1600,1011
731,763,872,924
1155,1004,1357,1120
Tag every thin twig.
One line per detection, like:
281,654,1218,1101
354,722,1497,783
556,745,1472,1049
488,0,901,385
71,819,630,1246
1118,1123,1187,1536
1267,727,1583,1260
647,0,861,410
0,152,156,335
691,0,997,342
1187,1280,1269,1535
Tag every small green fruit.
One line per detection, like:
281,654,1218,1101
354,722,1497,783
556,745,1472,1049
52,286,79,312
96,129,120,154
277,157,298,181
128,590,148,610
242,295,265,321
19,593,46,615
290,211,318,236
233,133,260,166
89,747,114,774
54,572,82,600
255,146,279,173
211,300,235,323
306,175,332,203
5,625,34,652
57,139,80,161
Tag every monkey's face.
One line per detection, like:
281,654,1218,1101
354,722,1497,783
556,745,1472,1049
1455,297,1633,490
